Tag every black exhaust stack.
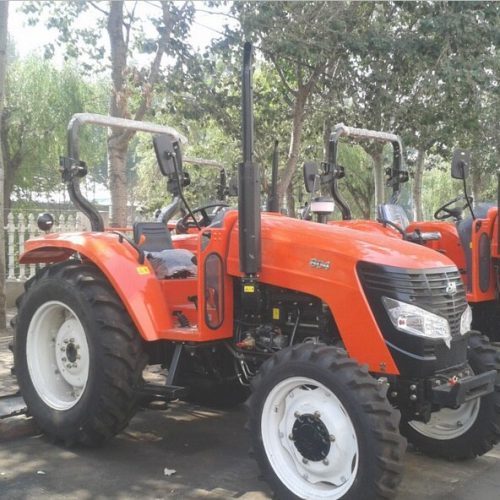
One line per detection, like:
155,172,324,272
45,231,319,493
238,42,261,275
267,140,280,212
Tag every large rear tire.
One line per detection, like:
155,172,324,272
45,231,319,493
14,261,147,446
401,332,500,460
247,344,406,499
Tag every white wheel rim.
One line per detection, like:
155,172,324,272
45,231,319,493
26,300,90,411
409,398,480,440
261,376,359,499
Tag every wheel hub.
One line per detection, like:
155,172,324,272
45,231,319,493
26,301,90,410
292,413,331,461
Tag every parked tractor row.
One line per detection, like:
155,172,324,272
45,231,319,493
12,43,500,499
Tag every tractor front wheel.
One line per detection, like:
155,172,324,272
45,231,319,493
401,332,500,460
14,261,147,446
247,344,406,499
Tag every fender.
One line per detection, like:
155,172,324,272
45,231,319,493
228,214,460,375
20,232,174,341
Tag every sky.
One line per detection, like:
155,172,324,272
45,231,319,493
8,1,236,61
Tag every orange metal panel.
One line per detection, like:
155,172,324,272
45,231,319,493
20,232,174,341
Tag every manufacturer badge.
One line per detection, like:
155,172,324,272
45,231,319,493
309,258,330,270
445,281,457,296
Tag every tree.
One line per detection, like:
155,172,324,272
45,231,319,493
233,2,359,213
2,57,107,213
23,1,194,227
0,0,9,328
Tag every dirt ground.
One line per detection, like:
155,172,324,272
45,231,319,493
2,323,500,500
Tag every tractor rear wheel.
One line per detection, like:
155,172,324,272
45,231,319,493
401,332,500,460
14,260,147,446
247,344,405,499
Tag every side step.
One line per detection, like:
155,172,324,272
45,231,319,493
136,383,187,401
0,394,27,419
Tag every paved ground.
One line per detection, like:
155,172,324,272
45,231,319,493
2,319,500,499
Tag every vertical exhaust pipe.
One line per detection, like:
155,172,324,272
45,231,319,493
238,42,261,275
267,140,280,212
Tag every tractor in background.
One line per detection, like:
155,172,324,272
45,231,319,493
13,44,500,500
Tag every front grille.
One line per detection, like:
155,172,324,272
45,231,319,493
358,262,467,336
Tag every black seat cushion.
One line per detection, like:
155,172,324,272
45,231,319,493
147,249,197,278
133,222,173,252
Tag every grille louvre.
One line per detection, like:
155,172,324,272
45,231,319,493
358,264,467,336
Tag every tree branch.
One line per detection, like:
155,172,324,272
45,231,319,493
88,1,110,17
269,53,296,99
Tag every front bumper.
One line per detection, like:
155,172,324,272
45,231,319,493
430,370,496,407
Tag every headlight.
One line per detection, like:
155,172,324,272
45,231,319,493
460,305,472,335
382,297,451,347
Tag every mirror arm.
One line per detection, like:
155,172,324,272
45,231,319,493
324,139,351,220
171,155,201,230
463,174,475,220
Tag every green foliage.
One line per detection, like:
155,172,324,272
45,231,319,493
3,56,107,204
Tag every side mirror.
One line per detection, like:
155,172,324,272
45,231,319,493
451,149,470,180
303,161,319,193
153,134,182,176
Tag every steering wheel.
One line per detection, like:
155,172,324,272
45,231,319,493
434,194,467,221
175,202,229,234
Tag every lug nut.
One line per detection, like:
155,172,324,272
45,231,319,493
64,339,69,344
323,459,329,465
390,391,398,398
302,458,308,464
314,411,321,419
409,394,417,401
329,435,336,442
289,434,294,440
294,411,300,418
60,347,65,352
66,363,72,369
410,384,417,391
62,357,67,362
70,338,75,343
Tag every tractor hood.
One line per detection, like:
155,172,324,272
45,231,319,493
227,212,456,278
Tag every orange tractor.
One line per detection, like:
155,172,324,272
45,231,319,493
314,125,500,345
13,44,500,499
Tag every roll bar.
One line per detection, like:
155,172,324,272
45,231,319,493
63,113,187,232
328,123,408,214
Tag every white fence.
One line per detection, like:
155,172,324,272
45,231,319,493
5,212,88,282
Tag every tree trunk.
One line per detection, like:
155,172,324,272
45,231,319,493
413,148,425,221
286,181,296,218
107,1,130,228
0,0,9,329
105,1,181,227
277,89,307,203
107,135,129,227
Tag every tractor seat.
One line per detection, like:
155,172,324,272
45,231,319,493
457,203,494,291
133,222,197,278
133,222,174,251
